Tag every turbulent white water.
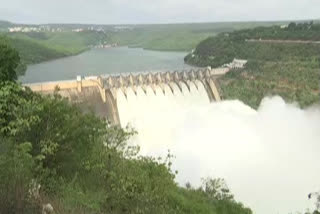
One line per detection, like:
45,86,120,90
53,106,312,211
117,83,320,214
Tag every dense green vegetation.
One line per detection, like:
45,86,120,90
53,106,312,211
0,41,252,213
8,37,66,74
0,20,14,30
185,22,320,109
107,22,289,51
0,30,108,75
0,20,290,76
238,21,320,41
8,31,108,54
0,38,20,81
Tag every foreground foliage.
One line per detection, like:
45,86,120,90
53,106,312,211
0,37,20,81
0,82,253,214
185,22,320,108
0,43,252,213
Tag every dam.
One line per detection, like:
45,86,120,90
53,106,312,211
24,68,228,125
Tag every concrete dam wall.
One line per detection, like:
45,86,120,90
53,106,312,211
24,68,224,125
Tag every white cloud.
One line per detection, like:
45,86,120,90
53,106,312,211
0,0,319,24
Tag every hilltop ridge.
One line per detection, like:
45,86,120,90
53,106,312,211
185,22,320,108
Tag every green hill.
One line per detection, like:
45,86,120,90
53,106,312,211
7,30,108,55
0,20,14,28
107,21,289,51
0,20,309,78
185,22,320,108
0,30,109,75
9,37,67,72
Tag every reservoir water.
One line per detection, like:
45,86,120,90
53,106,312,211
19,47,192,83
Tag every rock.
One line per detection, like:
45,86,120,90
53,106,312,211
42,203,54,214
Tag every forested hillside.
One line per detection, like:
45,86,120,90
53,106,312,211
0,38,252,214
0,20,290,75
107,21,288,51
185,22,320,108
0,20,14,30
0,30,108,75
8,30,108,54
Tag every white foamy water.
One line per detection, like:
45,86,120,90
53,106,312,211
117,83,320,214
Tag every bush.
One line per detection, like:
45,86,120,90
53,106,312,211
0,82,253,213
0,141,36,213
0,37,20,81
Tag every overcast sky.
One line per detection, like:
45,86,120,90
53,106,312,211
0,0,319,24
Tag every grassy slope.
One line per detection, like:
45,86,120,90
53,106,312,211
185,23,320,108
8,37,67,64
0,30,109,76
8,31,108,55
0,21,293,77
3,21,290,65
0,20,14,30
107,21,289,51
0,35,67,75
220,58,319,109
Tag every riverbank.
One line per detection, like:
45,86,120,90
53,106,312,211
2,21,292,75
1,30,109,75
19,47,192,83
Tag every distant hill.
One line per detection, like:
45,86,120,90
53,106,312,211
9,37,66,64
0,20,14,30
0,20,294,67
1,19,319,81
0,20,305,52
185,21,320,67
0,29,109,76
106,21,291,51
0,35,67,75
185,22,320,109
0,20,13,27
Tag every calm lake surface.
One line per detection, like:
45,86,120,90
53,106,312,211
19,47,192,83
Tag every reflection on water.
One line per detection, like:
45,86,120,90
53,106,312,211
20,47,192,83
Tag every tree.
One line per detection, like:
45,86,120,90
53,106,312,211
308,192,320,213
0,140,35,213
0,37,20,82
288,22,297,30
202,177,234,201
